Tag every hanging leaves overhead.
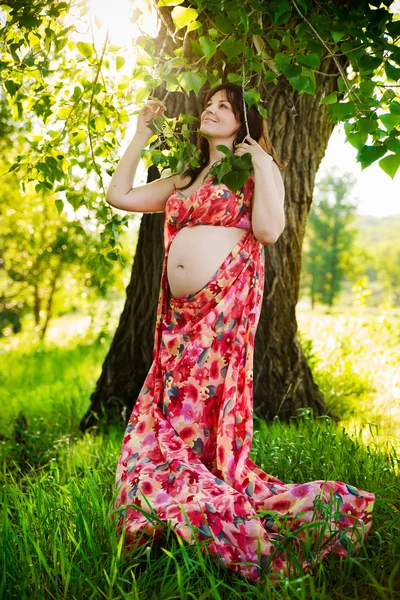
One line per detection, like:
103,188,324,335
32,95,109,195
0,0,399,263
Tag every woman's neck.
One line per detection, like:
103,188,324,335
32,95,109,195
207,138,235,165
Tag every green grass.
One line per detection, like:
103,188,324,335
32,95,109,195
296,304,400,448
0,305,399,599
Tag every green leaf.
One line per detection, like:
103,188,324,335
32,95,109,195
379,153,400,179
190,39,202,57
346,132,368,150
330,102,356,121
282,63,302,78
136,52,154,67
158,0,184,4
55,199,64,214
95,116,107,132
359,53,382,73
222,169,249,192
116,56,125,70
380,112,400,132
243,90,260,108
356,145,387,169
289,72,316,95
69,130,86,145
295,53,320,70
385,62,400,82
66,191,83,210
282,30,291,48
295,21,309,37
258,104,268,118
232,153,252,170
357,117,378,134
227,73,242,84
274,0,291,25
214,13,234,33
199,36,217,64
238,8,249,33
331,31,345,44
381,88,396,104
274,53,291,73
216,144,232,158
179,71,206,95
264,70,276,83
359,80,376,96
251,58,263,72
135,87,149,103
266,38,280,51
72,86,82,101
57,106,70,119
171,6,198,30
76,42,93,58
320,92,337,105
389,101,400,115
146,116,163,135
344,122,355,136
386,138,400,154
187,21,201,32
220,38,246,61
219,160,233,178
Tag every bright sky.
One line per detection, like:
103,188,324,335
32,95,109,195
318,125,400,217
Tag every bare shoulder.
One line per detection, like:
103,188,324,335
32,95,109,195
171,172,192,190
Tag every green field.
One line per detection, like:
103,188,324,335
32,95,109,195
0,303,399,599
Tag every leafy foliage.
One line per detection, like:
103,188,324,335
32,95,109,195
0,0,399,260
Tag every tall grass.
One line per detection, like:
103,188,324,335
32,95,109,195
296,305,400,448
0,306,399,599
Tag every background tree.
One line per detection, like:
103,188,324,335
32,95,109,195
350,213,400,306
301,171,359,309
0,174,134,340
373,243,400,304
0,0,399,427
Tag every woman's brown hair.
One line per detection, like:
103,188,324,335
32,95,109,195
177,82,285,191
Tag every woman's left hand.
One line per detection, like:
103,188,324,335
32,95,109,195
233,135,273,167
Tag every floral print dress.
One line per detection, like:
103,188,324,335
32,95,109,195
110,175,375,582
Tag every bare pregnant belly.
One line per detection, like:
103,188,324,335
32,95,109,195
167,225,246,298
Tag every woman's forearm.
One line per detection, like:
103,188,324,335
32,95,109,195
251,157,285,245
106,132,151,203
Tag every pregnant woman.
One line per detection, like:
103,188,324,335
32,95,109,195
106,83,375,582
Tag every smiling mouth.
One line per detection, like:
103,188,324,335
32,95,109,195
203,117,217,122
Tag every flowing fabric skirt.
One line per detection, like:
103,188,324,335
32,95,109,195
110,229,375,582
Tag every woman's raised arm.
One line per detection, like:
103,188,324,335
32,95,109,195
106,100,176,213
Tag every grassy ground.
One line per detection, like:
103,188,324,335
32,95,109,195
0,303,399,599
296,303,400,449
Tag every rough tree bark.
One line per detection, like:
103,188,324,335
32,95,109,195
80,30,348,432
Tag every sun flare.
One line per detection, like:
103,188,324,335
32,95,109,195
87,0,158,46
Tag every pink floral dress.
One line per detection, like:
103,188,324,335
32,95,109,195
110,175,375,582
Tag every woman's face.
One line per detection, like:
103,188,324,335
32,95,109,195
199,90,241,139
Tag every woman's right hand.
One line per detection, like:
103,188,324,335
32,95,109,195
135,99,167,136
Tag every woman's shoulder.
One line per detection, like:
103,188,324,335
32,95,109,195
173,172,192,189
160,170,190,190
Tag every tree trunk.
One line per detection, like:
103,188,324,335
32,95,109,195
80,41,348,431
40,259,63,341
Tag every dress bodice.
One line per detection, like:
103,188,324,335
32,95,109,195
164,175,254,249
